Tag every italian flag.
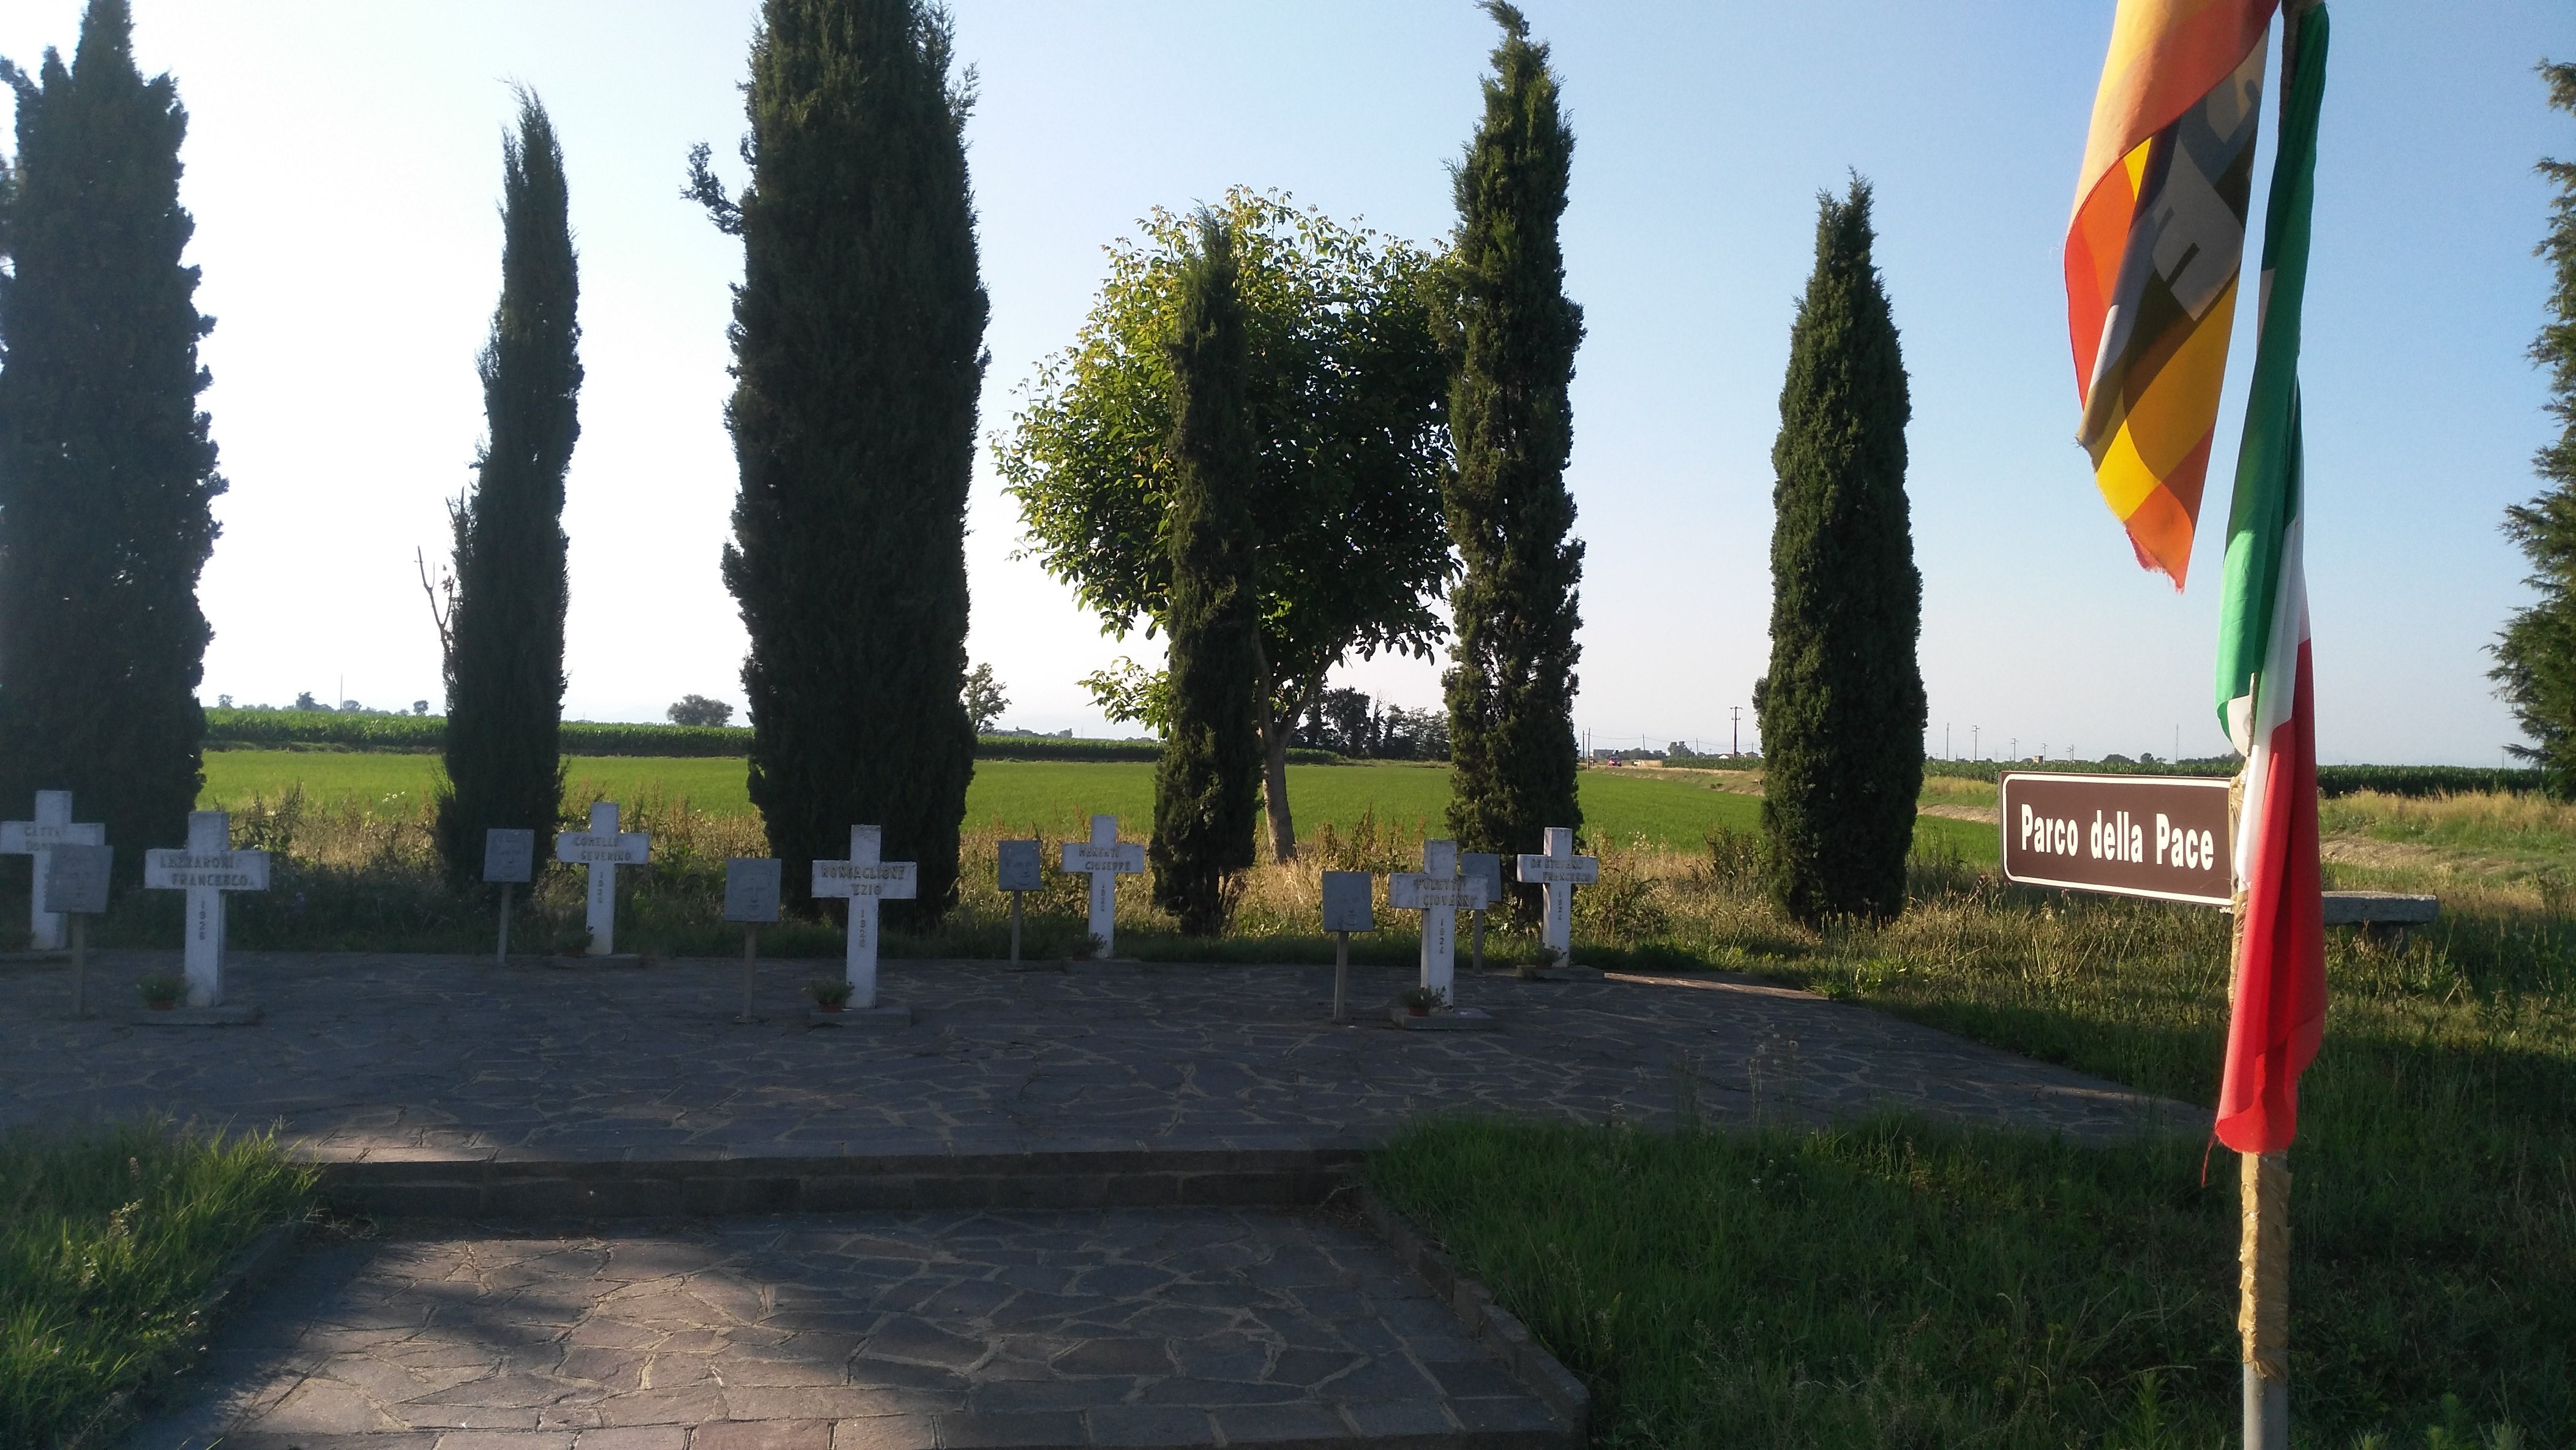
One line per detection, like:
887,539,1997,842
2212,2,2328,1154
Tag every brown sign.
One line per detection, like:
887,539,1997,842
1999,772,2233,907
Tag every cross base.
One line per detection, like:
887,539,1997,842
807,1003,912,1029
1389,1004,1497,1031
132,1004,264,1027
550,952,646,968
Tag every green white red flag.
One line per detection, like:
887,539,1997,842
2212,1,2328,1154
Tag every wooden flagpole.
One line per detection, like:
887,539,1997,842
2241,1148,2290,1448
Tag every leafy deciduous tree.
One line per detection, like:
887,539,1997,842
960,663,1007,734
1001,188,1452,860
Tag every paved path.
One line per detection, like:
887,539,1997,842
135,1208,1558,1450
0,951,2185,1162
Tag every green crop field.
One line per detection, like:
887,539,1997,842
197,751,1994,860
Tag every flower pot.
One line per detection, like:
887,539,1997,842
1407,1006,1428,1017
817,1001,845,1013
147,999,175,1012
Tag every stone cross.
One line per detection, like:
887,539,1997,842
1389,840,1490,1003
1,791,106,951
142,810,271,1008
812,825,916,1009
1059,814,1144,959
555,802,650,956
1515,827,1599,964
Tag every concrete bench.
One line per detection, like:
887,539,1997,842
2321,890,2438,944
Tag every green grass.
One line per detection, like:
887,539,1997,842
199,752,1996,862
1377,879,2575,1448
1,1124,313,1449
1374,1116,2228,1449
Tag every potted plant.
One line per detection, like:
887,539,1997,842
806,977,853,1013
137,973,185,1010
1397,985,1444,1017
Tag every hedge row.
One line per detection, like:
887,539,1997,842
200,709,1342,765
1920,755,2544,798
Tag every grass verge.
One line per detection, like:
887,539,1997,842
1,1122,314,1449
1373,1116,2233,1449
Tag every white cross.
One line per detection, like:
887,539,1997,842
142,810,270,1007
812,825,916,1009
1059,814,1144,959
1389,839,1491,1002
1515,827,1598,964
555,802,650,956
1,790,105,951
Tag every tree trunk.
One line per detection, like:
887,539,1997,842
1260,672,1324,862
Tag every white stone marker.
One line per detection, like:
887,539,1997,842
1060,814,1144,959
812,825,916,1009
555,802,650,956
143,811,271,1008
1515,827,1599,965
1388,840,1491,1004
2,791,106,952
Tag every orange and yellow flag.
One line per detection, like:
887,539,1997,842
2067,0,2276,587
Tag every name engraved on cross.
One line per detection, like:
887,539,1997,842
812,825,916,1010
555,802,650,956
142,810,271,1008
1388,840,1491,1002
1,791,106,952
1515,827,1599,965
1059,814,1144,960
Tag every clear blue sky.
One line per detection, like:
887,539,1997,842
2,1,2564,764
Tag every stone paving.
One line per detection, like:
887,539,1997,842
130,1209,1565,1450
4,949,2191,1163
0,951,2188,1162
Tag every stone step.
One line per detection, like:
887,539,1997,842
318,1149,1365,1221
140,1206,1582,1450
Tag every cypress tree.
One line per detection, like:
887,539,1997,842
2493,61,2576,800
435,91,580,878
1148,216,1265,935
689,0,987,917
0,0,223,884
1440,1,1587,913
1755,178,1923,925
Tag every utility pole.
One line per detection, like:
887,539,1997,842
1730,706,1742,756
1972,726,1979,760
1944,723,1950,759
